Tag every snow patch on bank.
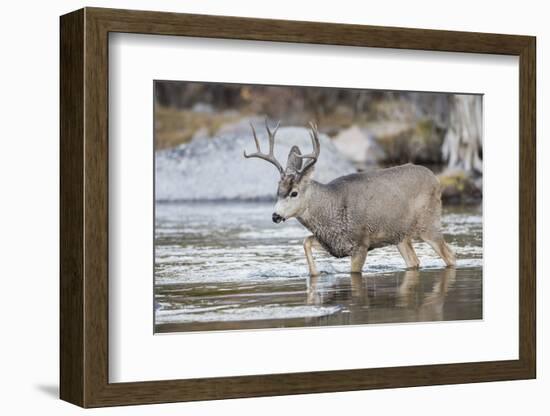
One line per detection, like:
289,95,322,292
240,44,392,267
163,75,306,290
155,126,355,201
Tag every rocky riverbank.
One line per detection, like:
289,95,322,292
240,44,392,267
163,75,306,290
155,91,483,204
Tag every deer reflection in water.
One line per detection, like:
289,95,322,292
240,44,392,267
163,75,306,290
306,268,457,324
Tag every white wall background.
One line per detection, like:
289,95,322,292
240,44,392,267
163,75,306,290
0,0,545,414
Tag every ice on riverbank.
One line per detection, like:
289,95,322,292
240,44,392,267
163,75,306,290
155,126,356,201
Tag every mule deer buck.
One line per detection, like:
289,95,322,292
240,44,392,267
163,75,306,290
244,120,456,276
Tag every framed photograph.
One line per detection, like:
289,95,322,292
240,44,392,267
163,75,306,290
60,7,536,408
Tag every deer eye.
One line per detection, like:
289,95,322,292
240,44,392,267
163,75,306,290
290,191,298,198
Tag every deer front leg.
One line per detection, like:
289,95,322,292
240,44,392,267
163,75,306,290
351,246,368,273
303,235,321,276
397,239,420,269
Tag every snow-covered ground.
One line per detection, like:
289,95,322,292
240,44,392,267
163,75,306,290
155,126,356,201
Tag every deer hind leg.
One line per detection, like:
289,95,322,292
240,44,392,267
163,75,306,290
397,239,420,269
421,232,456,267
303,235,322,276
351,247,368,273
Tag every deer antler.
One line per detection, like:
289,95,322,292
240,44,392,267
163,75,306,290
294,122,320,177
243,119,284,176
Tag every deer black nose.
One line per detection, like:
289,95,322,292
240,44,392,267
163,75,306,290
272,213,283,223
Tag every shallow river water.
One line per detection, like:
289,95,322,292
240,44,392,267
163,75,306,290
154,202,482,333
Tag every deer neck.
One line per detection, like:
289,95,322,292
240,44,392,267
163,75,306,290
296,181,354,258
296,181,336,233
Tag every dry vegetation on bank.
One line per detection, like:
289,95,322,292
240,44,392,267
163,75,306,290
154,82,483,203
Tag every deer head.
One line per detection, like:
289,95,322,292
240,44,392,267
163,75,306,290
244,120,320,223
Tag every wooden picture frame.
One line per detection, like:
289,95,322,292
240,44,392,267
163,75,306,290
60,7,536,408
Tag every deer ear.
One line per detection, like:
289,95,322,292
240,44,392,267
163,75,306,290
285,145,303,174
297,162,315,184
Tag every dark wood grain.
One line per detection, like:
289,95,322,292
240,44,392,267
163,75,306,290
88,7,532,55
83,10,110,406
60,7,537,408
59,8,84,406
518,37,536,375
